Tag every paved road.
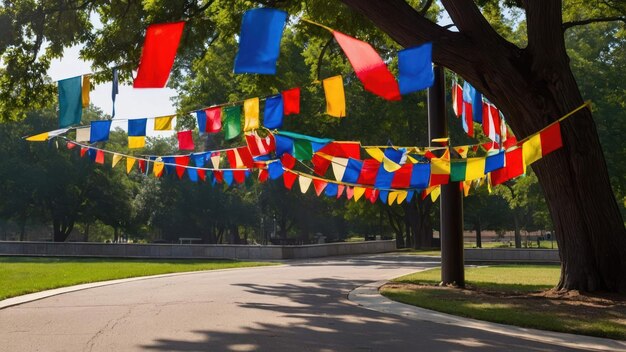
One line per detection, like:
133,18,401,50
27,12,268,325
1,254,586,351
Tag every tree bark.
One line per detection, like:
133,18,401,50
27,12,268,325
340,0,626,292
475,217,482,248
514,214,522,248
52,217,74,242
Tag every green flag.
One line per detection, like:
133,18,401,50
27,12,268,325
58,76,83,128
293,139,313,161
450,160,468,182
223,106,242,140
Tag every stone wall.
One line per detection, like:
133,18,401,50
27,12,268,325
464,248,559,263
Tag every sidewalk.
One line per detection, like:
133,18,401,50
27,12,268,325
348,280,626,352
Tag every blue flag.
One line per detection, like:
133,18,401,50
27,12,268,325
196,110,207,134
274,135,293,157
374,164,394,189
162,156,175,175
410,163,430,189
263,94,284,129
187,168,199,182
268,160,284,180
325,183,338,197
342,158,363,184
128,118,147,136
223,170,234,187
462,81,483,123
234,8,288,74
378,190,389,204
485,152,505,173
58,76,83,128
89,120,112,143
398,43,434,95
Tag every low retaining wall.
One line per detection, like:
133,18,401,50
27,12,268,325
0,240,396,260
464,248,560,263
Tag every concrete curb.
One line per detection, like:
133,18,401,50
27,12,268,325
0,264,282,310
348,280,626,352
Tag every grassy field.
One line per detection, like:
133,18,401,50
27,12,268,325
0,256,275,300
381,265,626,340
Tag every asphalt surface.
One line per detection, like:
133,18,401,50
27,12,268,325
0,254,601,351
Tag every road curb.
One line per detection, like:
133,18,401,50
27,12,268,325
348,280,626,352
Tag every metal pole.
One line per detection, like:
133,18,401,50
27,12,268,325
427,66,465,287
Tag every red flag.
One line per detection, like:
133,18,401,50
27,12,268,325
453,83,463,117
80,147,88,157
213,170,224,183
205,107,222,133
198,169,206,181
345,186,354,200
336,184,345,199
177,130,194,150
490,147,524,185
226,149,238,168
364,188,373,202
281,153,296,169
133,22,185,88
67,142,77,149
175,156,189,179
312,154,331,176
429,173,449,187
313,179,327,196
391,163,412,188
282,87,300,115
138,159,147,173
369,189,379,204
233,170,246,184
540,122,562,156
357,159,380,185
245,134,261,156
332,30,401,101
464,102,474,137
236,146,254,168
482,103,491,137
335,142,361,159
504,135,517,150
258,168,269,182
283,171,298,190
95,150,105,164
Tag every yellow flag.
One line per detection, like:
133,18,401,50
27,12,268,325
322,75,346,118
353,187,366,202
406,155,418,164
243,98,260,131
388,192,399,205
128,136,146,149
383,157,402,172
463,181,472,197
430,186,441,202
365,148,384,162
465,157,486,181
26,132,49,142
111,153,123,168
455,146,469,158
211,153,221,169
153,161,165,177
126,157,136,174
82,75,90,108
154,115,174,131
430,158,451,175
298,176,312,193
75,127,90,142
523,134,543,167
396,191,408,204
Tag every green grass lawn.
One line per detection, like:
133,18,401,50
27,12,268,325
382,265,626,340
0,256,275,301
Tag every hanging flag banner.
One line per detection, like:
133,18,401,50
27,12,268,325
75,127,91,142
452,82,463,117
263,94,284,129
112,153,123,168
234,8,288,74
128,118,147,149
205,107,222,133
134,22,186,88
89,120,112,143
126,157,136,174
81,75,90,108
282,87,300,115
223,106,242,140
177,130,195,150
540,122,563,156
25,128,69,142
398,42,434,95
58,76,83,128
154,115,174,131
322,75,346,118
243,97,260,131
332,30,401,101
111,68,119,118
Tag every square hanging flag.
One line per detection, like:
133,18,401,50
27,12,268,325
75,127,90,142
274,135,293,157
58,76,83,128
523,134,543,166
154,115,174,131
177,130,194,150
243,98,260,131
81,75,90,108
322,75,346,118
128,136,146,149
540,122,563,156
452,83,463,117
332,30,401,101
391,163,413,188
133,22,186,88
342,158,363,184
484,152,505,173
282,87,300,115
465,157,486,181
89,120,112,143
463,81,483,124
293,139,313,161
410,163,430,189
398,42,434,95
111,68,118,118
196,110,207,133
491,147,524,185
358,159,381,185
450,160,468,182
234,8,288,74
263,94,283,129
223,106,242,140
205,107,222,133
128,118,147,136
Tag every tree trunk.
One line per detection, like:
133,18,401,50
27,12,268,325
52,218,74,242
475,217,482,248
514,214,522,248
83,223,90,242
340,0,626,293
113,227,119,243
18,215,26,242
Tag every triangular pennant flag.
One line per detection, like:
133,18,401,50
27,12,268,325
75,127,90,142
283,171,298,190
268,161,284,180
431,186,441,202
365,147,385,162
312,154,331,176
154,115,174,131
177,130,194,150
197,169,206,181
396,191,408,204
80,147,88,158
345,186,354,200
336,184,345,199
293,139,313,161
313,179,327,196
281,153,297,169
243,97,260,131
26,132,49,142
258,168,269,183
112,153,123,168
153,161,165,177
282,87,300,115
81,75,90,108
138,159,148,174
187,168,199,182
325,183,338,197
133,22,185,88
175,156,189,179
298,175,312,193
126,157,136,174
233,170,246,184
332,30,401,101
398,42,434,95
223,106,242,140
331,157,349,181
58,76,83,128
322,75,346,117
388,191,398,205
210,152,221,169
234,8,288,74
353,187,366,202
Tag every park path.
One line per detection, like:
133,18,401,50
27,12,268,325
0,254,588,351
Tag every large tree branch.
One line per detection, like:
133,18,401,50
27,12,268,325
439,0,506,45
562,16,626,30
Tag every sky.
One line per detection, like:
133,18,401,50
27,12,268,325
47,45,179,136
